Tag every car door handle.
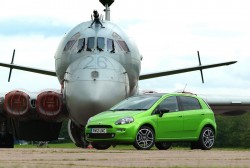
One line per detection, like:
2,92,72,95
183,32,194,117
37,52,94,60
201,114,204,115
178,116,182,118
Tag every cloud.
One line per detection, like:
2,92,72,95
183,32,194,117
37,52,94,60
1,0,250,96
0,18,71,37
0,34,61,92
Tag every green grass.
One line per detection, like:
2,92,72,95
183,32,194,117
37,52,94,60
14,143,250,150
15,143,77,148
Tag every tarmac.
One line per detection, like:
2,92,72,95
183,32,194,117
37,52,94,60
0,148,250,168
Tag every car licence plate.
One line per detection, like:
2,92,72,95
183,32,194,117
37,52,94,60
91,128,107,134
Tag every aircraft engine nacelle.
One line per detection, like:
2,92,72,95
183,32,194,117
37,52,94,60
36,91,66,121
4,90,30,119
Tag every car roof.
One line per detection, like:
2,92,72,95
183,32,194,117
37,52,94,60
139,92,198,98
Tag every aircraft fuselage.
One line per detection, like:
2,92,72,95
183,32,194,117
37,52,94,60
54,21,141,125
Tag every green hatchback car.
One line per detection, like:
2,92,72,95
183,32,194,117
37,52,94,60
85,93,216,150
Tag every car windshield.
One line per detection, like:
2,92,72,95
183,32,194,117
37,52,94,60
110,95,161,111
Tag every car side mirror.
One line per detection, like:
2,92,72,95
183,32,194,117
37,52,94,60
158,108,170,117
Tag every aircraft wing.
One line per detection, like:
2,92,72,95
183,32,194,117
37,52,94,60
139,61,236,80
201,95,250,116
0,62,56,76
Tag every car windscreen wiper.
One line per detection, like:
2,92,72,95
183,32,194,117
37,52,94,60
112,109,132,111
112,108,147,111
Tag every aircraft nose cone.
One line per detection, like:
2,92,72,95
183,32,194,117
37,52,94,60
64,55,130,125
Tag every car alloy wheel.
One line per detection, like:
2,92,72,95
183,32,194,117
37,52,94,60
200,127,215,150
134,126,155,150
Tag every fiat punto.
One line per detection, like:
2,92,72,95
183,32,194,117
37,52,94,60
86,93,216,150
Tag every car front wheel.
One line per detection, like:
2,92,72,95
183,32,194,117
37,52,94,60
133,126,155,150
91,142,111,150
198,127,215,150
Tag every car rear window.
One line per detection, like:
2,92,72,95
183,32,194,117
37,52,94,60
178,96,201,111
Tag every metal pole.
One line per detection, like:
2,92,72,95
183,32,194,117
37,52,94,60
105,3,110,21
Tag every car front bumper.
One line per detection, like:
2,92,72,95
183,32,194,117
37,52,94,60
85,123,138,144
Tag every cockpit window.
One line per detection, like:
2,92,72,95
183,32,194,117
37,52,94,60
77,38,85,53
97,37,105,51
87,37,95,51
117,40,130,52
63,40,77,51
107,38,115,53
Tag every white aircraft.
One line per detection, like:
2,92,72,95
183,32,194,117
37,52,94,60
0,0,248,148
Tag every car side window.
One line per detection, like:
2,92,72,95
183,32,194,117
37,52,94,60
178,96,201,111
159,96,179,112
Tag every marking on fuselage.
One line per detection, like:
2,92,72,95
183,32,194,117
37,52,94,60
82,56,114,69
97,56,108,68
84,56,94,69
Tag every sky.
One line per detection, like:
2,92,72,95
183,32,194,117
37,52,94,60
1,0,250,97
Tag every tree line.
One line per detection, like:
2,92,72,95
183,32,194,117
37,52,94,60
214,112,250,148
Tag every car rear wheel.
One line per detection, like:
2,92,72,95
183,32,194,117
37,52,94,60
133,126,155,150
91,142,111,150
198,127,215,150
155,142,172,150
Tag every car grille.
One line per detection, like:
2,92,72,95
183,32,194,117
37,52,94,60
86,133,115,139
87,125,113,128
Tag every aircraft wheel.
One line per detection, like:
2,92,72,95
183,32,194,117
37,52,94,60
155,142,172,150
68,120,89,148
91,142,111,150
198,127,215,150
133,126,155,150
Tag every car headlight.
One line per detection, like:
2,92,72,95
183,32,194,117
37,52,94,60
115,117,134,125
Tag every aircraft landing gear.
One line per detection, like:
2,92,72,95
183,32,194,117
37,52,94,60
0,133,14,148
68,119,89,148
0,120,14,148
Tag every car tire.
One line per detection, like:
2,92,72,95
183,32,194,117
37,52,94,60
91,142,111,150
155,142,172,150
198,127,215,150
133,126,155,150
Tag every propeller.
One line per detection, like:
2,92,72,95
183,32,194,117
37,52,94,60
197,51,204,83
8,49,15,82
